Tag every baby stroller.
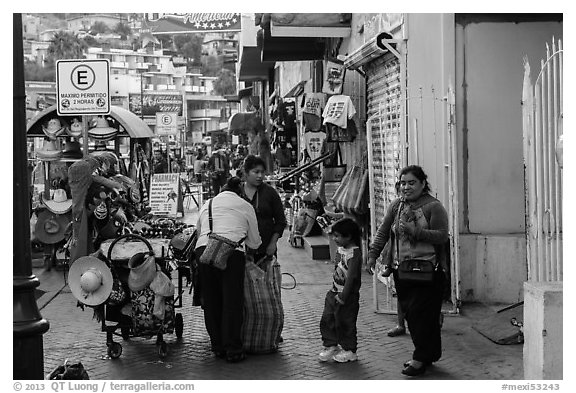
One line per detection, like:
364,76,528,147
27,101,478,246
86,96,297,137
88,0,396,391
99,233,187,359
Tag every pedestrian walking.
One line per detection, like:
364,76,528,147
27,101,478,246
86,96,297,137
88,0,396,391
208,144,230,195
319,218,363,363
241,155,287,263
195,177,262,363
367,165,449,376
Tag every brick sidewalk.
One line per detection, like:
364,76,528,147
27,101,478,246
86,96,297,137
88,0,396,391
38,231,523,380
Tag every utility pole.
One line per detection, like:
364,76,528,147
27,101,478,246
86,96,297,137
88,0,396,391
13,13,50,379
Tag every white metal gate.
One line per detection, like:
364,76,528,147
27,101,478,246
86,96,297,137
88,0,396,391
522,38,563,282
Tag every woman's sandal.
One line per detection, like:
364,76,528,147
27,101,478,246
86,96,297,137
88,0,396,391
226,352,247,363
402,364,427,377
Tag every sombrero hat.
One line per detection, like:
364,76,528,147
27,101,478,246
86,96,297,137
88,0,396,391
62,140,83,159
69,256,113,306
88,117,118,142
41,189,72,214
67,118,83,138
42,118,67,140
35,210,70,244
36,140,62,161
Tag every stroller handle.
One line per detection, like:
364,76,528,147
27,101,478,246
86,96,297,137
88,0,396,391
107,233,154,262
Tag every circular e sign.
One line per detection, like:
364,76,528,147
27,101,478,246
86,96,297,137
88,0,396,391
161,114,173,125
70,65,96,91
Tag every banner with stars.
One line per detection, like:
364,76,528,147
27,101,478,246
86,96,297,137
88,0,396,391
146,13,241,34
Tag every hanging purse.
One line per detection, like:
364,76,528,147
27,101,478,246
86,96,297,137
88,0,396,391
323,141,347,182
199,199,245,270
395,201,436,283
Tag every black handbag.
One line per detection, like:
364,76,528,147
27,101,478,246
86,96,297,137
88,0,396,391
395,201,436,283
198,199,245,270
397,258,436,282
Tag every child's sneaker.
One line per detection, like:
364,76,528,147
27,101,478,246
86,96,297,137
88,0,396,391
318,346,341,362
333,350,358,363
382,266,393,277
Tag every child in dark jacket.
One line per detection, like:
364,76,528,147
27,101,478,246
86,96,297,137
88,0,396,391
319,218,362,363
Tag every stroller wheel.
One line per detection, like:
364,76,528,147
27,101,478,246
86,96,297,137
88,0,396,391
157,341,168,359
107,342,122,359
175,313,184,338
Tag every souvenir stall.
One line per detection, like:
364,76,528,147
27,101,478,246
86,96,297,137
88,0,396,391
27,104,197,359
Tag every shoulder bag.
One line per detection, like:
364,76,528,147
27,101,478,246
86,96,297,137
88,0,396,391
395,201,436,283
199,199,245,270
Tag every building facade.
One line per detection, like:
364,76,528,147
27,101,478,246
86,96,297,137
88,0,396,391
237,12,563,306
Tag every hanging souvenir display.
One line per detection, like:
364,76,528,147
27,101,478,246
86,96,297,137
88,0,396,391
322,61,346,95
67,118,83,138
88,117,118,142
42,118,67,140
37,140,63,161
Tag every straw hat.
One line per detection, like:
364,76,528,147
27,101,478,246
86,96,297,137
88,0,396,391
88,117,118,142
41,189,72,214
69,256,113,306
37,140,62,161
62,140,83,159
35,210,70,244
42,118,67,140
67,118,83,138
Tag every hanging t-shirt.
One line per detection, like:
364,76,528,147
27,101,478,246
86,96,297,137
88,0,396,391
322,95,356,129
301,93,326,117
304,131,327,161
275,129,288,145
275,147,292,167
279,100,297,130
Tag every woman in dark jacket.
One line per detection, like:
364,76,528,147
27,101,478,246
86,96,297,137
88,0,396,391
241,155,287,263
368,165,449,377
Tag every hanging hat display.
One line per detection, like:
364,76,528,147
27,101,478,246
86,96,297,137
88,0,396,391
69,256,113,306
128,186,141,203
42,118,67,140
88,117,118,142
36,140,63,161
35,210,70,244
67,118,83,138
41,189,72,214
94,201,109,221
62,140,83,159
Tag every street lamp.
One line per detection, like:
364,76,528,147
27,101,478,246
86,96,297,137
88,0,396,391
13,13,50,380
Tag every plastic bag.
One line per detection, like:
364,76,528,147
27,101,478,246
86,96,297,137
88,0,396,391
149,269,175,319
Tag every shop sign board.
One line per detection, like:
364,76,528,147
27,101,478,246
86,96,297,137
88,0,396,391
129,93,183,116
191,131,203,144
155,112,179,135
149,173,182,217
56,59,110,115
146,13,242,34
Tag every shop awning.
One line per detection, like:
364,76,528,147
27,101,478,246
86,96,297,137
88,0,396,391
228,111,264,135
267,13,352,38
26,105,155,139
258,29,325,62
238,46,275,81
284,81,307,98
